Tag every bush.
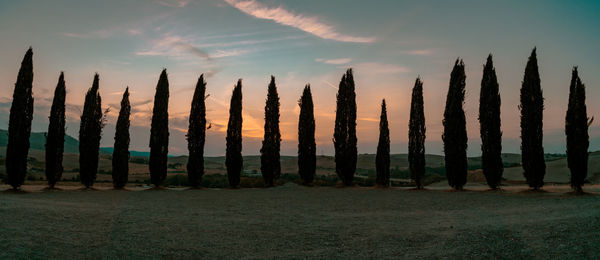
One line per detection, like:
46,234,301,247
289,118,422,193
130,157,148,164
168,163,182,169
311,175,339,186
202,174,229,188
390,168,411,179
163,174,189,187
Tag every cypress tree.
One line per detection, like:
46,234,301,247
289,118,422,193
409,77,426,189
112,87,130,189
333,69,357,186
187,75,207,188
79,74,103,188
45,72,66,188
298,85,316,185
442,59,468,190
149,69,170,187
6,48,34,189
226,80,243,188
520,48,545,189
479,54,503,189
375,99,390,187
260,76,281,187
565,67,589,193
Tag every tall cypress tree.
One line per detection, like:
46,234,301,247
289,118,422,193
112,87,130,189
520,48,545,190
298,85,316,185
409,77,426,189
79,74,103,188
333,69,357,186
45,72,66,188
260,76,281,187
443,59,468,190
187,75,207,188
149,69,170,187
6,48,34,189
226,80,243,188
565,67,589,193
479,54,503,189
376,99,390,187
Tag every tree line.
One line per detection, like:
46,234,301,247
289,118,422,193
4,47,591,193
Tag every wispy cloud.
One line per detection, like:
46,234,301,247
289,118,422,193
358,117,379,122
63,27,144,39
316,58,352,65
195,35,302,49
404,49,434,56
224,0,376,43
136,35,211,60
211,49,251,58
157,0,191,8
136,34,255,60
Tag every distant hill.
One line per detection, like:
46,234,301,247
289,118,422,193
0,129,79,154
0,129,152,156
5,128,596,186
99,147,151,157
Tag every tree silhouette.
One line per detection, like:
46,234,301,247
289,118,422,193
187,75,207,188
376,99,390,187
226,80,243,188
565,67,589,193
6,48,34,189
520,48,545,189
409,77,426,189
149,69,170,187
479,54,503,189
260,76,281,187
443,59,468,190
112,87,130,189
298,85,316,185
334,69,357,186
79,74,102,188
45,72,66,188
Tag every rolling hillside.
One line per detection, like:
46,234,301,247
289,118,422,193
1,129,599,185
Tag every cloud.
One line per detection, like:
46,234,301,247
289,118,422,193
133,99,153,107
404,49,434,56
194,35,302,49
210,49,251,58
128,29,143,35
136,34,256,60
156,0,191,8
63,27,144,39
136,35,212,60
358,117,379,122
316,58,352,65
224,0,375,43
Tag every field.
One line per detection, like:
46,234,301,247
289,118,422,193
2,131,600,258
1,184,599,258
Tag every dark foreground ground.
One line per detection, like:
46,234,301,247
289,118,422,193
1,184,599,259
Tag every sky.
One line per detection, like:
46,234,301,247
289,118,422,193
0,0,599,156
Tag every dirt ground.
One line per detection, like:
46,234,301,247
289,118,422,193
1,184,599,259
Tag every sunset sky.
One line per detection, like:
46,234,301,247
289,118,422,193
0,0,599,156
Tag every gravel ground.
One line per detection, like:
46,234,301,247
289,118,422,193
1,184,599,259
